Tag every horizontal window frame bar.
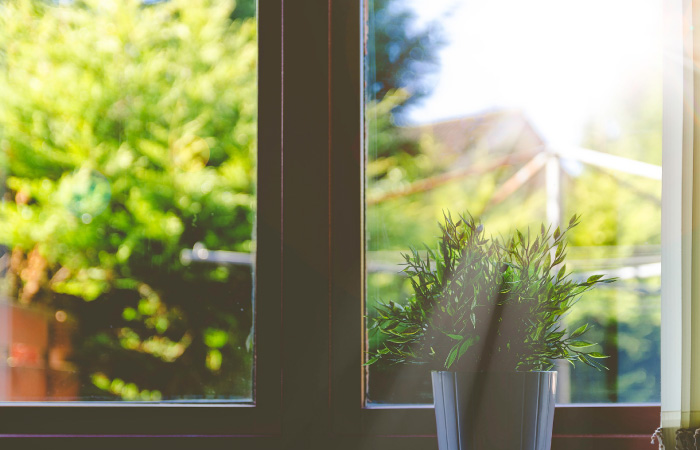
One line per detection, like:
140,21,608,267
339,404,660,437
0,401,255,407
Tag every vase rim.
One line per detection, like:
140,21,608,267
431,370,557,374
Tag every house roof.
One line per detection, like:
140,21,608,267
402,110,545,166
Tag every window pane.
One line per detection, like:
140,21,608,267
0,0,256,402
365,0,661,404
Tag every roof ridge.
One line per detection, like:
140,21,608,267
402,108,525,129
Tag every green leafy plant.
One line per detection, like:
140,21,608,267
367,212,614,372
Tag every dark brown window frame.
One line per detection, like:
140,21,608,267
0,0,661,447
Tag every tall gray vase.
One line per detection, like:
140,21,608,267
431,371,557,450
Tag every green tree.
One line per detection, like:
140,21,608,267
368,0,444,117
0,0,257,399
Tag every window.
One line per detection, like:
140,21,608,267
0,0,281,436
0,0,681,447
333,0,662,448
1,0,257,404
364,0,662,406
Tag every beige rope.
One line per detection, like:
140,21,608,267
652,427,665,449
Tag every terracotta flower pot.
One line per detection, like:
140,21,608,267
0,300,78,401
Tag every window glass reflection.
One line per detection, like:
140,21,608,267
365,0,662,404
0,0,257,401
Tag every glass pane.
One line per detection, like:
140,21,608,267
0,0,256,402
365,0,661,404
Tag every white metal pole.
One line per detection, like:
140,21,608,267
546,153,571,403
660,0,692,444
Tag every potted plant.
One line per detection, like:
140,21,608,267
366,212,613,450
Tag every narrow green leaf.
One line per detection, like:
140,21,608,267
586,274,604,283
579,353,608,370
364,355,380,366
543,252,551,270
457,337,476,360
569,324,588,339
546,331,566,342
557,264,566,280
388,336,414,344
445,345,459,369
383,321,399,331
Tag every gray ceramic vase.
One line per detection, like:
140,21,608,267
431,371,557,450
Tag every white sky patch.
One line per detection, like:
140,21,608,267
403,0,663,147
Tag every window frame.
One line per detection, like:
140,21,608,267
329,1,662,449
0,0,667,446
0,0,283,438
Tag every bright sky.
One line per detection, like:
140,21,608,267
403,0,663,147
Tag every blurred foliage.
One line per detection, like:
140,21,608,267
561,78,662,403
0,0,257,399
366,90,444,196
367,0,445,118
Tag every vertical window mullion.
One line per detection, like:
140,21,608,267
280,0,331,446
329,0,365,435
255,0,284,430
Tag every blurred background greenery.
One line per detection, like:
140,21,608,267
0,0,257,400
